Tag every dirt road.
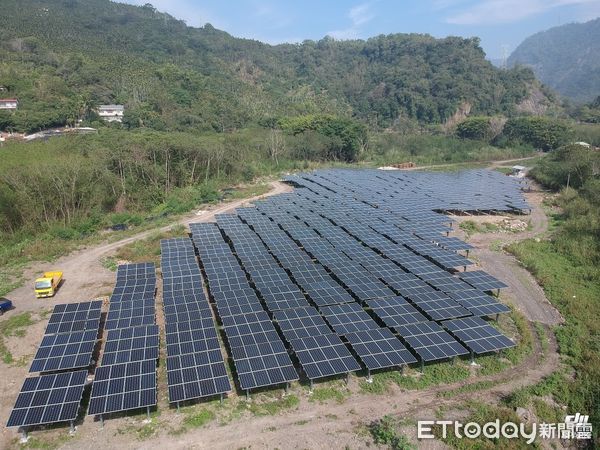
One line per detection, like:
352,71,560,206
1,181,293,315
450,187,563,325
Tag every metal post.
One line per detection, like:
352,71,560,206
176,402,180,412
495,314,499,322
470,351,476,366
497,289,500,297
309,379,314,392
420,360,424,373
366,369,373,383
246,390,250,400
220,393,224,404
70,420,75,434
450,357,455,366
146,406,150,420
466,250,470,258
100,415,104,428
345,372,350,385
284,383,289,395
19,427,28,443
400,365,404,376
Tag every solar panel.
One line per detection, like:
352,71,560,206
442,317,515,354
367,296,429,328
7,371,87,428
405,291,472,321
44,300,102,335
287,333,362,379
229,341,298,390
320,303,380,335
30,329,98,373
447,289,511,316
166,351,231,403
102,325,160,365
116,263,156,281
345,328,417,369
459,270,509,291
396,321,469,362
273,306,333,340
165,326,220,356
105,301,156,331
88,360,157,415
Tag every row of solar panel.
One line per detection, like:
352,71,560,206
88,263,158,416
160,237,231,403
8,299,104,428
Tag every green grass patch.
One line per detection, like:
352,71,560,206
242,394,300,416
113,225,187,267
0,312,35,364
223,183,271,200
309,386,348,404
183,408,216,428
369,415,416,450
101,256,118,271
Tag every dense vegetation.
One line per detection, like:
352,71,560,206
508,144,600,436
508,18,600,103
0,0,543,134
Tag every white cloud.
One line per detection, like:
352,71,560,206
327,2,376,40
446,0,599,25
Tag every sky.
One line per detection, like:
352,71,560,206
121,0,600,59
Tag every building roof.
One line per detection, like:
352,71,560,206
98,105,124,110
0,98,18,102
512,165,526,171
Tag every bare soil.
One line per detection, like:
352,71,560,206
0,176,565,450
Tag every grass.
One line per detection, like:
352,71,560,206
459,220,499,237
369,415,416,450
309,386,348,404
0,312,36,364
241,394,300,416
438,380,499,398
112,224,187,267
100,256,118,271
222,183,271,200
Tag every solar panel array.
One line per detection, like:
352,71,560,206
88,263,158,417
190,224,298,391
160,238,231,403
8,299,103,429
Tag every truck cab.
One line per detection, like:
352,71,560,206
34,271,63,298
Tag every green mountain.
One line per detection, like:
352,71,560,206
0,0,541,133
508,18,600,103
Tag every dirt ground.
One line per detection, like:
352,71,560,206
0,175,565,449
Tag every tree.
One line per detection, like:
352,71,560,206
455,117,491,140
503,117,572,151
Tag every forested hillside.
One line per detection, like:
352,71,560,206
508,18,600,103
0,0,541,133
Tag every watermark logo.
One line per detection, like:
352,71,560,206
418,413,593,444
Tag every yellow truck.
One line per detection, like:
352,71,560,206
34,271,63,298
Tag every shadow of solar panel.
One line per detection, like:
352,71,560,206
396,321,469,362
102,325,160,366
44,300,102,335
345,328,417,369
166,350,231,402
287,333,361,379
7,370,87,428
321,303,380,335
367,296,429,328
459,270,508,291
30,330,97,373
447,290,511,316
442,317,515,354
230,342,298,390
88,360,156,415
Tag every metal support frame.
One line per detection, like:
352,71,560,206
146,406,151,420
309,379,314,392
284,383,289,395
469,351,477,366
100,415,104,428
69,420,75,435
495,313,499,322
220,393,224,404
19,427,28,443
365,369,373,384
345,372,350,385
246,389,250,400
176,402,180,412
420,360,424,373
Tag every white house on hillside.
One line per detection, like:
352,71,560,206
97,105,124,123
0,98,18,110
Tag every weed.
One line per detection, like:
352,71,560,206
0,312,35,364
369,415,415,450
309,386,347,404
244,394,300,416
